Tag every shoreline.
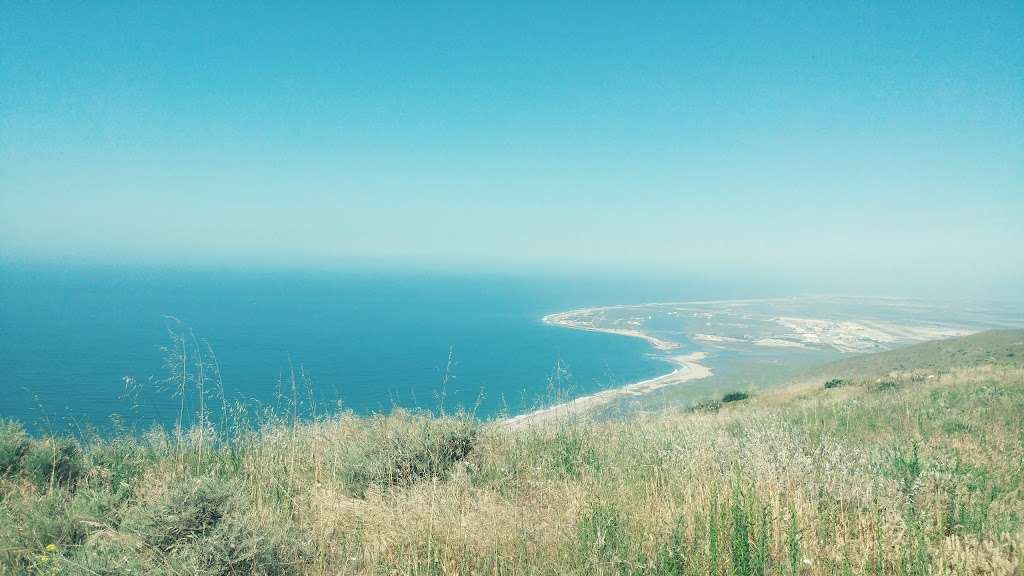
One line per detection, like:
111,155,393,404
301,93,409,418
505,311,711,427
542,309,681,351
505,352,711,428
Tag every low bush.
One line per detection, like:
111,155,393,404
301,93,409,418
824,378,848,389
24,437,85,488
121,475,305,574
0,419,30,476
196,515,307,576
721,391,750,403
342,412,478,496
0,489,86,568
73,531,154,576
123,475,235,551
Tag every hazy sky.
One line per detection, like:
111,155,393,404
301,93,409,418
2,3,1022,296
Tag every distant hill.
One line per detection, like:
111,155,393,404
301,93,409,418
793,329,1024,383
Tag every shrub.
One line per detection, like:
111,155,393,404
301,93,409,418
121,475,305,575
824,378,847,389
76,518,304,576
116,471,305,573
0,488,86,568
690,399,722,413
196,515,307,576
0,419,30,476
73,531,155,576
24,437,85,488
342,413,477,496
0,486,123,567
721,391,750,403
122,475,235,551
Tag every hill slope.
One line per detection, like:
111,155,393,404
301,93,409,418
1,331,1022,575
795,329,1024,381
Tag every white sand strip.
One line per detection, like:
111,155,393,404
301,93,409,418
505,352,711,428
542,311,680,351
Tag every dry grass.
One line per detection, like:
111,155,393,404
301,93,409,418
2,360,1023,574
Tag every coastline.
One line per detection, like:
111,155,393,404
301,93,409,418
510,297,985,427
505,313,711,427
542,309,681,351
505,352,711,427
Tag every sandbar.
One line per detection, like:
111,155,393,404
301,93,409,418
505,351,710,428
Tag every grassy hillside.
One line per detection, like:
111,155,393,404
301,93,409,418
618,330,1024,416
1,332,1022,575
794,329,1024,382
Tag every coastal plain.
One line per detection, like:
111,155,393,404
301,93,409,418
534,297,1024,418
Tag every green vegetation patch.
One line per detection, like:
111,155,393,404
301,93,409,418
574,503,633,571
24,437,85,489
824,378,848,389
0,419,30,476
341,411,478,497
721,391,751,403
122,475,236,551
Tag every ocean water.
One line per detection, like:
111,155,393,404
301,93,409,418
0,265,698,433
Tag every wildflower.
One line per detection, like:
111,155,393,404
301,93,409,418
46,543,57,552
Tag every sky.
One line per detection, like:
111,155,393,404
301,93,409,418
1,2,1022,297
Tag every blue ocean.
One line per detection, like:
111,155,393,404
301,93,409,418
0,264,717,433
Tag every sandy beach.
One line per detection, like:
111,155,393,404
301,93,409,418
542,309,681,351
505,351,711,428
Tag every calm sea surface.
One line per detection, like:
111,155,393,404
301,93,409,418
0,265,710,433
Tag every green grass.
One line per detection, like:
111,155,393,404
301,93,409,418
0,420,29,476
1,331,1022,574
